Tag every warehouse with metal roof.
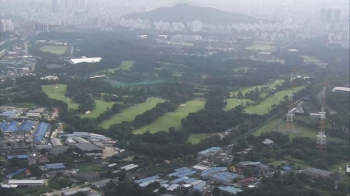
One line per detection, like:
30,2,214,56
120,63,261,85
0,121,7,130
51,138,62,146
2,121,18,132
69,56,102,64
201,167,227,179
17,120,34,132
8,180,44,186
7,154,28,160
34,122,50,143
210,172,240,185
46,163,65,170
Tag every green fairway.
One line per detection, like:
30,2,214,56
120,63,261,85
245,86,306,115
187,133,207,144
224,99,251,111
252,118,343,142
231,80,285,98
39,45,67,55
101,97,165,129
300,55,322,63
42,84,80,110
79,99,115,118
246,44,276,50
99,61,134,74
133,100,205,134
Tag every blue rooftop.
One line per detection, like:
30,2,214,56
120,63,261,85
177,171,196,178
219,186,243,194
282,166,293,171
6,168,26,178
34,122,50,143
0,122,7,130
211,172,239,181
134,175,160,184
0,111,19,116
168,168,193,177
171,177,189,184
198,147,222,155
175,167,189,172
3,121,17,132
46,163,65,169
184,178,196,183
201,167,227,177
18,120,34,132
7,154,28,160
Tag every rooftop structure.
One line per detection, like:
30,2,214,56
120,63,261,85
8,180,44,186
201,167,227,179
34,122,50,143
168,168,196,178
91,179,111,190
75,143,103,153
198,147,222,156
0,121,7,130
167,184,180,192
51,138,62,146
332,87,350,93
76,172,100,182
45,163,65,170
210,172,240,185
73,137,89,143
134,175,160,184
17,120,34,132
6,168,26,178
120,164,139,171
189,180,206,187
218,186,243,194
7,154,28,160
171,177,189,184
2,121,17,132
304,168,332,179
69,56,102,64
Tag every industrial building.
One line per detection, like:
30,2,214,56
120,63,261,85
46,163,66,170
303,168,333,180
210,172,240,185
76,172,100,182
61,187,92,196
34,122,50,143
68,56,102,64
2,121,18,133
17,120,34,133
90,179,111,190
201,167,227,179
7,154,28,160
120,164,139,171
8,180,44,186
218,186,243,195
6,168,27,179
331,87,350,93
75,143,103,154
51,138,63,146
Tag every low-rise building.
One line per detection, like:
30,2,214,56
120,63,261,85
91,179,111,190
8,180,44,186
303,168,332,180
76,172,100,182
210,172,240,185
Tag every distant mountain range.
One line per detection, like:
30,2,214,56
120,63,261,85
123,3,261,24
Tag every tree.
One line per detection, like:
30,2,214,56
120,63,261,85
213,187,221,196
29,164,42,178
117,169,127,181
158,187,167,194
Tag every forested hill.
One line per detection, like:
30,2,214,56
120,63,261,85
123,3,261,24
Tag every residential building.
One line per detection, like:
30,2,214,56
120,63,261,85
91,179,111,191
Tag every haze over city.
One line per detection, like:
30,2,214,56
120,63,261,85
0,0,349,196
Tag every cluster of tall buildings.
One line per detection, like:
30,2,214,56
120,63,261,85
320,9,341,24
51,0,98,12
0,19,13,32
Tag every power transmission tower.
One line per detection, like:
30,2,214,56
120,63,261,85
316,83,327,153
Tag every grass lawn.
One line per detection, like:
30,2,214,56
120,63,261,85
300,55,322,63
231,80,285,98
224,99,251,111
246,44,276,50
101,97,165,129
252,118,344,143
40,45,67,55
187,133,207,144
16,186,52,196
79,99,115,118
97,61,134,74
330,161,350,173
133,100,205,134
245,86,306,115
42,84,80,110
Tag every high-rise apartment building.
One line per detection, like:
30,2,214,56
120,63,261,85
326,9,333,23
334,9,341,23
320,9,327,23
0,19,14,32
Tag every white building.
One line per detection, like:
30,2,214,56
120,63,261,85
332,87,350,93
8,180,44,186
1,19,14,32
69,56,102,64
